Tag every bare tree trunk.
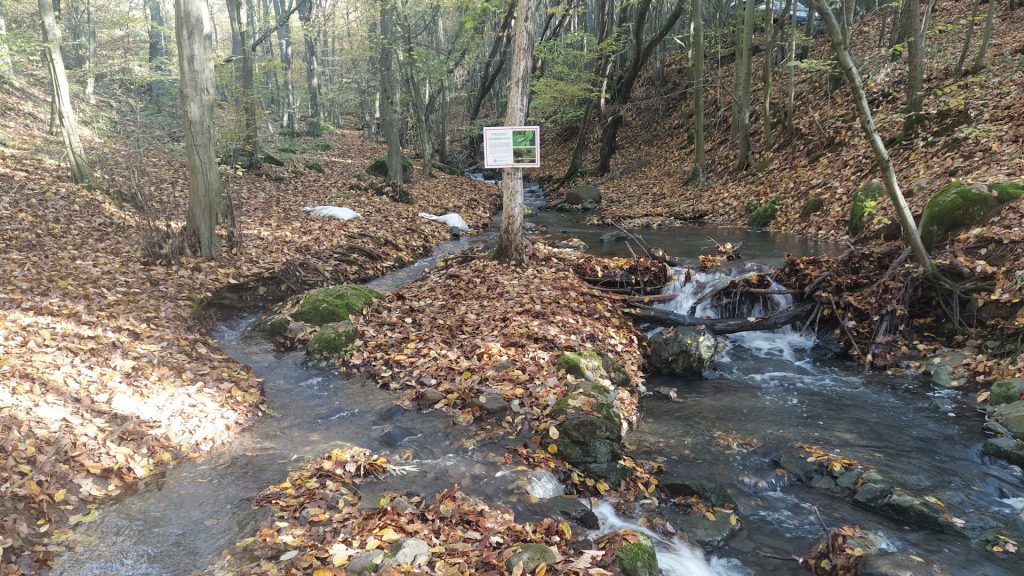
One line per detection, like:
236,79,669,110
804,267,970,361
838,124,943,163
235,0,260,166
146,0,169,99
762,0,780,150
39,0,93,187
379,0,402,182
272,0,295,132
812,0,935,276
226,0,243,85
972,0,995,74
298,0,321,136
494,0,534,264
691,0,704,178
398,7,431,177
468,0,515,122
175,0,225,259
0,0,14,83
83,0,96,103
735,0,756,171
955,0,981,76
903,0,923,129
787,0,797,133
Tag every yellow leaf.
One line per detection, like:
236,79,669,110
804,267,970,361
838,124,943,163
596,480,610,494
704,511,716,521
535,563,547,576
313,569,333,576
54,489,66,502
547,443,558,454
378,527,401,543
729,514,738,526
924,496,945,508
548,426,559,440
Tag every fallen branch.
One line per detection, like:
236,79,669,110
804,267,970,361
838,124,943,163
625,302,814,335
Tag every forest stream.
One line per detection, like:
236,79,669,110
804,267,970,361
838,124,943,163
51,180,1024,576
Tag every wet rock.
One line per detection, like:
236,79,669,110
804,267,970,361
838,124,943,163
982,436,1024,467
659,477,736,509
377,426,419,447
419,388,445,403
378,405,407,421
990,379,1024,406
381,538,430,568
669,510,741,550
347,550,385,574
565,184,601,206
550,411,630,485
470,388,510,414
552,238,589,251
919,181,1023,248
775,447,820,482
992,401,1024,436
922,350,967,389
928,397,955,413
600,230,629,243
306,321,358,367
504,543,557,573
836,468,864,490
449,225,463,238
580,197,598,210
613,530,658,576
285,321,310,340
646,327,719,378
858,552,950,576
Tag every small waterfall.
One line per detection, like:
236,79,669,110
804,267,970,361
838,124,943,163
592,502,747,576
526,470,564,499
659,266,814,361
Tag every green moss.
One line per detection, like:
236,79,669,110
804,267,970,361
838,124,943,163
313,142,332,151
262,153,285,167
276,145,297,154
615,533,658,576
800,197,824,221
747,197,779,228
306,322,359,367
367,155,413,181
557,351,604,381
262,316,291,336
848,181,884,236
743,200,759,214
989,182,1024,203
919,182,1009,248
304,162,326,174
292,285,382,326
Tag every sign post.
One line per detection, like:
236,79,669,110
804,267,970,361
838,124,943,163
483,126,540,169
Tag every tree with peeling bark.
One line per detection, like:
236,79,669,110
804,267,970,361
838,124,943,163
494,0,534,264
811,0,935,277
175,0,226,258
39,0,93,188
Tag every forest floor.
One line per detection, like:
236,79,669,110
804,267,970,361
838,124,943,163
0,72,496,573
536,1,1024,385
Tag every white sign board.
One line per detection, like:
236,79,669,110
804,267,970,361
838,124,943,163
483,126,540,169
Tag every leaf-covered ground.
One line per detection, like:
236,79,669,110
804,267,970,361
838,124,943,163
351,247,646,440
0,72,495,573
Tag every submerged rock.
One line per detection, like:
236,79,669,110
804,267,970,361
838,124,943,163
922,350,967,389
858,552,951,576
504,543,557,573
646,327,719,378
990,379,1024,406
658,476,736,509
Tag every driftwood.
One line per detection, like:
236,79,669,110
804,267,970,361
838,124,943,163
625,302,815,335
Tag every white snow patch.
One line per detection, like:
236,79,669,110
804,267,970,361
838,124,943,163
304,206,361,221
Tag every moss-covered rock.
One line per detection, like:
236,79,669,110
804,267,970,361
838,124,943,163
304,161,325,174
556,350,629,387
291,285,382,326
993,401,1024,436
504,543,557,573
614,531,658,576
646,327,719,378
919,181,1024,248
262,153,285,167
848,181,884,236
260,316,291,337
306,321,359,367
990,379,1024,406
747,197,779,228
367,155,412,182
800,197,824,221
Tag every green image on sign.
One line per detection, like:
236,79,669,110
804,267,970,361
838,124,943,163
512,130,536,148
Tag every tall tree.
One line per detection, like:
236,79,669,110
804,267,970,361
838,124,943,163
735,0,756,170
690,0,704,179
146,0,169,99
234,0,260,166
468,0,514,122
494,0,534,263
0,0,13,83
955,0,981,77
903,0,923,128
175,0,225,258
811,0,935,276
298,0,321,136
972,0,996,74
397,1,431,177
272,0,296,131
39,0,94,187
378,0,402,182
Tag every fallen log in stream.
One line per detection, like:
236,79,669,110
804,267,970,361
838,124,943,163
625,302,815,335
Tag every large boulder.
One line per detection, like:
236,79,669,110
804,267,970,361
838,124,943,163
990,379,1024,406
548,406,631,485
919,181,1024,248
556,350,630,387
564,184,601,206
858,552,950,576
367,154,413,182
992,401,1024,436
504,543,557,573
848,181,884,236
646,327,720,378
612,531,658,576
291,285,382,326
668,509,741,550
658,477,736,509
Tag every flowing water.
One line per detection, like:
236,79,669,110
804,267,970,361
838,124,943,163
53,180,1024,575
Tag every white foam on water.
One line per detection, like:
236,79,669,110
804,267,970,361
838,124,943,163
592,501,748,576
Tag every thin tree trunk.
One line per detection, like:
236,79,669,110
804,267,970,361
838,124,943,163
298,0,321,136
235,0,259,166
787,0,797,133
379,0,402,182
691,0,704,178
972,0,995,74
468,0,515,122
39,0,93,187
955,0,980,76
175,0,225,259
1,0,14,83
272,0,295,132
494,0,534,264
799,2,814,59
763,0,780,151
812,0,935,276
904,0,923,129
147,0,169,99
84,0,96,103
398,6,431,176
735,0,756,170
226,0,243,85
